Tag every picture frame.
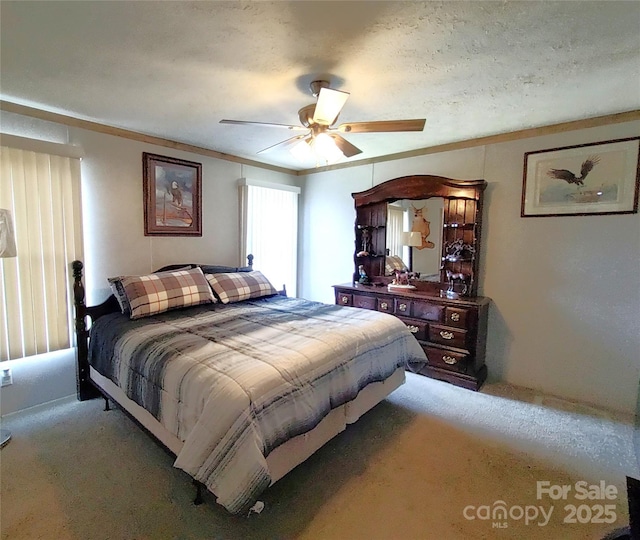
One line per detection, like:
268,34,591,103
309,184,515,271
521,137,640,217
143,152,202,236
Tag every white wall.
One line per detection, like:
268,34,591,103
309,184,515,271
2,111,638,417
0,350,76,415
77,129,299,304
300,121,640,415
299,166,375,303
1,112,299,415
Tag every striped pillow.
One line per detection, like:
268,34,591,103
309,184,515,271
206,271,277,304
118,267,215,319
108,266,192,315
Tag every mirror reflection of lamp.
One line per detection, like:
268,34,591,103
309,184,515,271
401,231,422,248
400,231,422,278
0,208,17,448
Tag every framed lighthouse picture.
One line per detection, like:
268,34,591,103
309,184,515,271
143,153,202,236
521,137,639,217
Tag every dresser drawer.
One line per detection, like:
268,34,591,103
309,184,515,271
377,296,394,314
394,298,411,316
412,300,444,321
444,307,470,329
429,324,468,349
424,346,470,374
353,294,376,310
337,292,352,306
398,317,428,341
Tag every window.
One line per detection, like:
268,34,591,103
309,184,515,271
0,141,83,361
386,204,405,258
239,179,300,297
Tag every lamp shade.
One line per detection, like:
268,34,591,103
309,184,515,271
408,231,422,247
402,231,422,247
0,209,17,258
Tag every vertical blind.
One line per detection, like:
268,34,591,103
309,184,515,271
239,179,299,298
0,146,83,361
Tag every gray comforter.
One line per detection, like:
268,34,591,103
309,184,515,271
89,296,426,513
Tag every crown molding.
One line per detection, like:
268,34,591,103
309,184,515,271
2,100,638,178
296,110,640,175
0,100,297,175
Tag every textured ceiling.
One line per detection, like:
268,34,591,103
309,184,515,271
1,1,639,171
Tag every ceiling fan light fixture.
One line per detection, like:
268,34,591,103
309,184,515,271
311,132,344,164
290,137,314,161
289,132,345,165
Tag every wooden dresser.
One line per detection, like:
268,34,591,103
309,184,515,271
333,283,489,390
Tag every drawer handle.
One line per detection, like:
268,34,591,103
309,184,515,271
399,303,407,312
450,313,460,322
439,330,454,340
341,296,349,304
443,355,457,365
406,325,419,334
380,301,389,310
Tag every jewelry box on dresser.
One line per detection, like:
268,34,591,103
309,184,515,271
333,174,491,390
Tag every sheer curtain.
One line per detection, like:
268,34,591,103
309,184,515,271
0,144,83,361
238,179,300,297
386,204,405,257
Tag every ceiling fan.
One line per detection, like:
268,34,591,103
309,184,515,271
220,80,426,162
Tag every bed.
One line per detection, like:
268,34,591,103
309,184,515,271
72,257,427,514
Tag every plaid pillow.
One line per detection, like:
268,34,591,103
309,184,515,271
385,255,408,276
108,266,192,315
206,271,277,304
118,267,215,320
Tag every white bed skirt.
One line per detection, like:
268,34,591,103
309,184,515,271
90,366,405,485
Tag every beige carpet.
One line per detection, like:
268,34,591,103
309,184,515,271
1,373,637,539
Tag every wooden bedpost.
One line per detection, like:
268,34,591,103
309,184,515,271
71,260,127,401
73,260,94,400
247,253,254,268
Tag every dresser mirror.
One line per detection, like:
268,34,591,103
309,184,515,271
386,198,444,281
353,175,487,298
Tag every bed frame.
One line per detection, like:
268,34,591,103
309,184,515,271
72,256,405,507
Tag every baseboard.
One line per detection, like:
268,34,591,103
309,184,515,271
1,393,76,419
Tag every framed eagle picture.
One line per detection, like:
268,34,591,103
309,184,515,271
143,153,202,236
521,137,639,217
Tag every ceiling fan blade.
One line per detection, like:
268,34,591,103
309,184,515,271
330,134,362,158
220,119,306,131
312,87,350,126
256,134,308,154
336,119,426,133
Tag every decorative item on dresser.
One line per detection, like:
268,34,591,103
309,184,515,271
336,174,491,390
